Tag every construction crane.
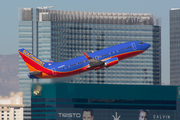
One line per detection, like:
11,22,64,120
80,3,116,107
37,5,56,9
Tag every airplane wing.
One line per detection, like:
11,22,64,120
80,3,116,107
82,52,104,68
83,52,119,70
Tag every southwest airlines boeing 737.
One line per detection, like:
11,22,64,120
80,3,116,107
18,41,150,79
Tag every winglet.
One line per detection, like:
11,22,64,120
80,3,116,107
82,52,92,60
49,59,53,63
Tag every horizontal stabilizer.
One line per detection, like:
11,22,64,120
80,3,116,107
29,71,42,75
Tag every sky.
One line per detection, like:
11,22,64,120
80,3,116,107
0,0,180,85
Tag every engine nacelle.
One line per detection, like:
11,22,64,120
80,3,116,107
104,57,118,68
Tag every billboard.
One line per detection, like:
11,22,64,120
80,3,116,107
56,108,175,120
31,83,177,120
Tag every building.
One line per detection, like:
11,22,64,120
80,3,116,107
19,8,161,119
0,92,24,120
170,8,180,85
31,83,179,120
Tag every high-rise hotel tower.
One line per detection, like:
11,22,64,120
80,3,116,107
19,8,161,119
170,8,180,85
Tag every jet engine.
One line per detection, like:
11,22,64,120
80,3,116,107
104,57,119,68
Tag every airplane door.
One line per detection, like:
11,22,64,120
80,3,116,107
51,68,57,76
131,43,137,50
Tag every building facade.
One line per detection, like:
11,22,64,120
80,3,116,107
31,83,179,120
19,8,161,119
170,8,180,85
0,92,24,120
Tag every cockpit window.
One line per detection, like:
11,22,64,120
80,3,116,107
139,42,143,45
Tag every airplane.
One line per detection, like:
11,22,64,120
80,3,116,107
18,41,150,79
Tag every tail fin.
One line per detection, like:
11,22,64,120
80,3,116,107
18,48,47,72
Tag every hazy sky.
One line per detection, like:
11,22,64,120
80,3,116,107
0,0,180,85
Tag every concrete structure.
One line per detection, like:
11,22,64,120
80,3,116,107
170,8,180,85
19,8,161,119
0,92,24,120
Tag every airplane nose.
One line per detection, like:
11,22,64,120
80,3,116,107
141,43,151,50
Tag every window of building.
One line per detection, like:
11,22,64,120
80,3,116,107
7,107,9,109
2,111,4,113
7,111,9,113
2,107,4,109
2,118,4,120
2,114,4,116
7,114,9,116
